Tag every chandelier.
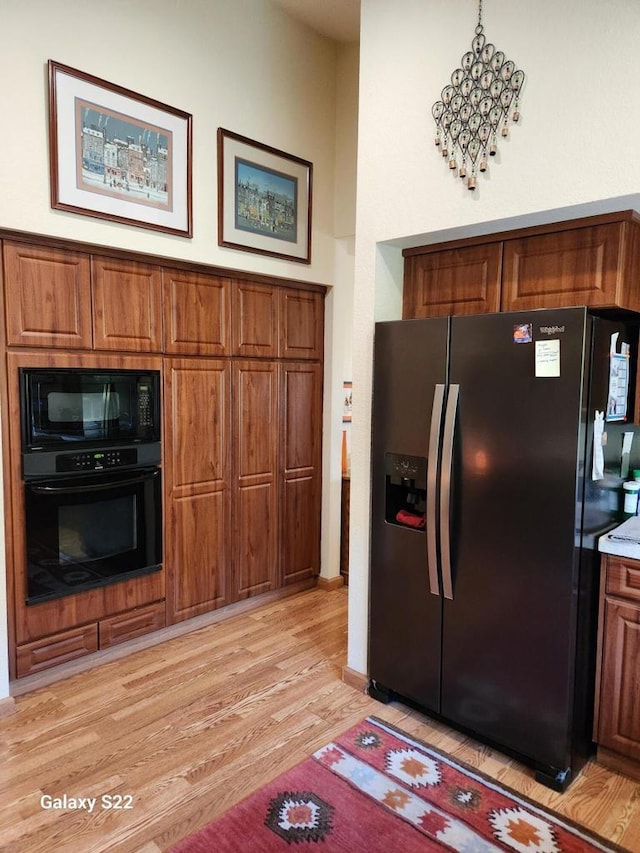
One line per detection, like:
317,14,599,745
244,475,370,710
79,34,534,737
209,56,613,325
431,0,525,191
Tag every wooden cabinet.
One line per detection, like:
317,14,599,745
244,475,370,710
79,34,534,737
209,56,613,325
403,242,502,318
232,283,323,360
92,256,162,352
1,243,163,352
280,289,324,359
232,281,279,357
280,362,322,585
232,360,279,599
164,269,231,356
164,358,232,623
3,241,93,349
403,211,640,319
594,554,640,780
1,231,325,677
17,624,98,678
502,222,631,312
99,602,165,648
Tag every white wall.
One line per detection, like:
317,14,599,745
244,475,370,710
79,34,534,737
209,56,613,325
348,0,640,675
0,0,358,698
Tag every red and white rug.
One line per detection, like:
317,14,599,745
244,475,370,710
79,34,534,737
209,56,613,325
169,716,628,852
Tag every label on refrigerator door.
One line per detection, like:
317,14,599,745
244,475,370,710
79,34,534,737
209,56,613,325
606,332,630,422
534,339,560,377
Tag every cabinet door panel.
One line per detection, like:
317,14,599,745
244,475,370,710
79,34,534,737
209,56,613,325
92,257,162,352
403,243,502,318
280,290,323,359
171,491,228,615
598,598,640,760
233,361,278,599
164,359,231,622
164,270,231,356
3,241,92,348
502,223,623,311
280,363,321,583
233,281,279,357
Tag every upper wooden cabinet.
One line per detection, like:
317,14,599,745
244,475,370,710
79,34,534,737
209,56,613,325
280,289,324,359
403,242,502,318
163,269,231,356
92,256,162,352
2,241,93,349
403,211,640,318
502,222,634,312
232,280,279,358
233,282,324,360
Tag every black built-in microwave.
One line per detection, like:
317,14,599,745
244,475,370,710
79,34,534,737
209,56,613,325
20,368,161,457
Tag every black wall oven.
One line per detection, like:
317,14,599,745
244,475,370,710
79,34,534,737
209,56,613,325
20,368,162,605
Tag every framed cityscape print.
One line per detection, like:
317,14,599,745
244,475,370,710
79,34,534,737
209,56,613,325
217,128,312,263
48,60,193,236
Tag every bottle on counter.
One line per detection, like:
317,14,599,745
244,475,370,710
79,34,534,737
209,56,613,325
623,480,640,517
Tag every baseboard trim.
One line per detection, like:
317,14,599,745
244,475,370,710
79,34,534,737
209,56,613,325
342,665,368,693
316,575,345,591
0,696,16,718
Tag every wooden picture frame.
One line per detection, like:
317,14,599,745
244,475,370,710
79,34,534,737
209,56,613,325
217,128,312,264
48,60,193,237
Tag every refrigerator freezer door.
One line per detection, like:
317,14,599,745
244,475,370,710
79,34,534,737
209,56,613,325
369,317,448,711
442,307,590,773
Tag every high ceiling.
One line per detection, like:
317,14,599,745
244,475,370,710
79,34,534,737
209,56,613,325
270,0,360,43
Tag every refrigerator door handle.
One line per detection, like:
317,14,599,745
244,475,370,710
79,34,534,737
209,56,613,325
440,383,459,600
427,384,446,596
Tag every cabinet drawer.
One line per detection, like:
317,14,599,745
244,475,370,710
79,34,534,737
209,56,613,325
99,602,165,648
16,624,98,677
606,556,640,603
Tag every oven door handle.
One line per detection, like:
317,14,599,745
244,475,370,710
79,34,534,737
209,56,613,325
28,469,159,494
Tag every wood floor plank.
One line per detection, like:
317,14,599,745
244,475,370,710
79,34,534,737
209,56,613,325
2,587,640,852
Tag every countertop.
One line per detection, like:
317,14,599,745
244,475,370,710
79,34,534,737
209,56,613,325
598,516,640,560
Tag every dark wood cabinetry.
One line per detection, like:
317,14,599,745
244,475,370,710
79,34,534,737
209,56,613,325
1,231,325,679
232,360,279,599
232,280,279,357
163,269,231,356
280,362,322,585
594,554,640,780
164,358,232,623
92,256,163,352
403,242,502,318
403,211,640,319
3,241,93,349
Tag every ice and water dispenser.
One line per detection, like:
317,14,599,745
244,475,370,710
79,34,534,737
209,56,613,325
384,453,427,529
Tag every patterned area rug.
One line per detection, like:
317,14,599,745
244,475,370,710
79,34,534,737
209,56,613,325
169,716,627,852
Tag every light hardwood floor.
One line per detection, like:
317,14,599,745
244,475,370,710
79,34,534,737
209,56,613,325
1,587,639,852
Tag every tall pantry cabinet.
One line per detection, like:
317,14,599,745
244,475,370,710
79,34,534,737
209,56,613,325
0,233,325,677
162,272,324,623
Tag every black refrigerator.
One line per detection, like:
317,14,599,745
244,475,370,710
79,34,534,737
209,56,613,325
369,306,638,791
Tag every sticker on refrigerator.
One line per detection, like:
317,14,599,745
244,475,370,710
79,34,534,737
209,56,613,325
535,339,560,377
606,332,630,422
513,323,532,343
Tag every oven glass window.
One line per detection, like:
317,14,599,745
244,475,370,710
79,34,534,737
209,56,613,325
59,495,136,563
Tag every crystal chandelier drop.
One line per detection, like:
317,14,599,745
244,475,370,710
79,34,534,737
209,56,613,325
431,0,525,191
